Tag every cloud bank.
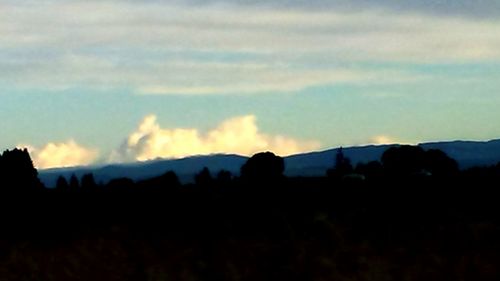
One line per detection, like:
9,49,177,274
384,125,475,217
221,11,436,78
18,140,98,169
17,114,319,168
111,114,320,162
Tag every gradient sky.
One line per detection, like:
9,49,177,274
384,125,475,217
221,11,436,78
1,0,500,169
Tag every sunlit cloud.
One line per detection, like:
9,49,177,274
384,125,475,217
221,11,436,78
18,140,98,169
111,114,320,162
16,114,320,168
368,135,415,145
369,135,397,145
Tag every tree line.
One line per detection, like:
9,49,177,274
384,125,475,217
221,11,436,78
1,145,499,193
1,146,500,281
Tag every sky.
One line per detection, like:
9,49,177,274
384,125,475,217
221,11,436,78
1,0,500,169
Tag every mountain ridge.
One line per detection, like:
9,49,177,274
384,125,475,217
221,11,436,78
39,139,500,187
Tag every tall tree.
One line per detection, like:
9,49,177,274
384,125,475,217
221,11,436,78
327,147,353,178
0,148,42,191
56,176,69,190
69,174,80,190
81,173,97,190
195,167,213,186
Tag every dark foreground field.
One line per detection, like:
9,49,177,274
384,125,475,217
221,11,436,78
1,178,499,281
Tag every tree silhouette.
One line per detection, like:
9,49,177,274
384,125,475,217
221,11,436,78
81,173,98,190
69,174,80,190
158,171,180,188
424,149,459,177
382,145,458,178
327,147,353,178
241,152,284,182
355,161,384,180
381,145,426,176
0,148,42,191
56,176,69,190
195,167,213,186
138,171,180,191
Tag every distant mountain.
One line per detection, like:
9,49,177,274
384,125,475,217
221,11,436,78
420,139,500,169
39,139,500,187
39,154,247,188
284,144,392,177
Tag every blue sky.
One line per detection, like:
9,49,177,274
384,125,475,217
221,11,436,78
1,0,500,168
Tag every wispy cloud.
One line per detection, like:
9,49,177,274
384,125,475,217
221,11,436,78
1,1,499,94
176,0,500,19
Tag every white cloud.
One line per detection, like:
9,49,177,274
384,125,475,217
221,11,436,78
112,114,320,162
18,140,98,169
14,115,319,168
0,1,499,94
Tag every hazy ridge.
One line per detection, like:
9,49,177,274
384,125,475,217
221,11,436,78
39,139,500,187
